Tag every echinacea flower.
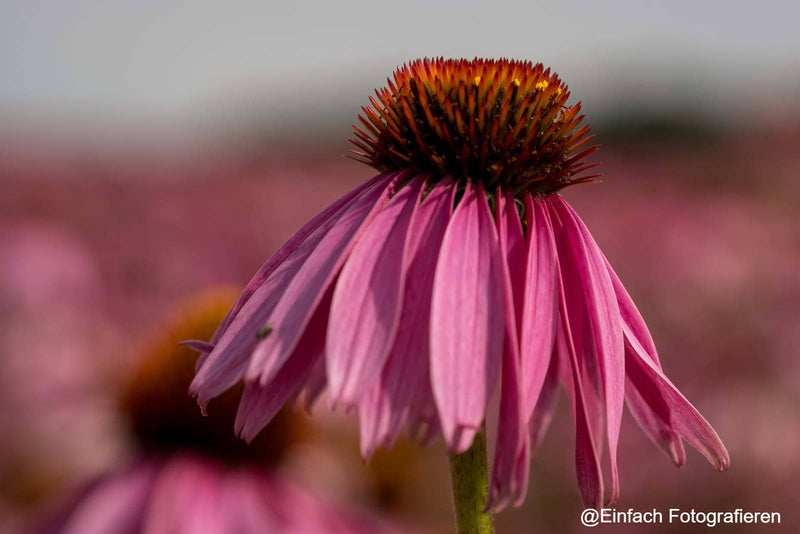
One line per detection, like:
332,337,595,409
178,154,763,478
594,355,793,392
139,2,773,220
188,58,729,517
39,289,401,534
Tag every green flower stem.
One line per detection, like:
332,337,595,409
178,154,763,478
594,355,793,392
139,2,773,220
448,429,495,534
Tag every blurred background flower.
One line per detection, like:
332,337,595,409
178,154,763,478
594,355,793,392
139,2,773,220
1,1,799,533
30,288,413,534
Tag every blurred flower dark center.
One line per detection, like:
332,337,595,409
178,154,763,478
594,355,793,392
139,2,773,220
120,289,296,466
351,57,599,194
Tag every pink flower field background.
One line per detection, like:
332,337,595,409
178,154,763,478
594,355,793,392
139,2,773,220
1,116,799,533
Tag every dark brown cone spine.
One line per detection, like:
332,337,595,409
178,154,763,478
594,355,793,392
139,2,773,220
351,58,599,194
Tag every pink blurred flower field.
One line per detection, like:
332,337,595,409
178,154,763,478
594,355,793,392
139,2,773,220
1,120,798,532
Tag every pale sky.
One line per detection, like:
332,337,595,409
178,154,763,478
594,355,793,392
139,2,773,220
2,0,798,142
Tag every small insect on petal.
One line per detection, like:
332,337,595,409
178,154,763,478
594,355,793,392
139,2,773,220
256,325,272,339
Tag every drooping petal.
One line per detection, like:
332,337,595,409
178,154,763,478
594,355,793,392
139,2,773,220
327,176,425,407
357,386,392,459
550,195,624,504
576,336,606,460
502,193,527,323
245,173,402,386
408,386,441,445
189,235,322,408
520,194,559,418
549,204,606,455
358,180,455,458
603,257,687,465
431,182,505,452
289,354,327,413
547,202,605,449
625,378,686,466
180,340,216,354
555,307,604,509
529,348,560,452
234,289,332,442
604,257,660,363
625,325,730,471
190,174,397,407
198,173,387,368
489,191,530,512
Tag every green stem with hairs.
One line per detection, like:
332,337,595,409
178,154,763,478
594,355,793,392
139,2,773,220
448,429,495,534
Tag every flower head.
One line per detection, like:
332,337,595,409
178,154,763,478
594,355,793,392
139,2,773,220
189,58,728,513
351,58,597,193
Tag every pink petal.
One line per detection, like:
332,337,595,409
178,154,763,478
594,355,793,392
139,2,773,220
357,181,455,457
234,288,332,442
431,182,505,452
209,174,384,341
604,257,661,363
180,340,215,354
603,257,687,465
529,348,560,452
219,471,281,533
502,193,527,323
407,386,441,444
142,457,223,534
550,195,624,505
198,173,387,369
190,248,315,408
520,194,559,418
174,471,226,534
358,385,394,458
625,325,730,471
555,310,604,509
419,417,442,446
550,205,603,510
577,342,606,460
289,354,327,413
58,462,158,534
626,377,686,466
550,208,606,455
190,174,396,407
489,191,530,512
327,176,425,407
245,172,401,385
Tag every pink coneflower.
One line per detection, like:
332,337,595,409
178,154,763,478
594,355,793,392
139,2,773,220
40,290,400,534
188,58,729,528
40,456,400,534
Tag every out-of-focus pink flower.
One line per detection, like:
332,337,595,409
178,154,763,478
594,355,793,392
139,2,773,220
188,58,729,513
40,455,396,534
38,289,404,534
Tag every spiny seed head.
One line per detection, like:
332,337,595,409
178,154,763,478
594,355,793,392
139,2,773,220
351,57,599,194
